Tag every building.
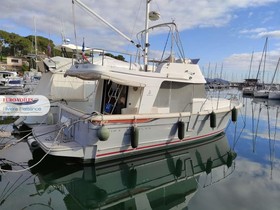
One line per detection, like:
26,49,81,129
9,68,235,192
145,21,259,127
0,56,25,74
6,57,23,71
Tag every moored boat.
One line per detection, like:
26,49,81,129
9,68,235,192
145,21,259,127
268,90,280,100
0,71,24,94
13,50,97,130
268,57,280,100
253,88,269,98
27,0,242,163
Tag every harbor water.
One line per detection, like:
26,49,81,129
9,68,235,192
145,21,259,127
1,90,280,210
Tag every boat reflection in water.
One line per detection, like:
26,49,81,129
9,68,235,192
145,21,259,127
29,133,236,210
249,98,280,177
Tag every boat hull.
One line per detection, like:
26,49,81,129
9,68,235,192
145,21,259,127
242,87,254,96
268,91,280,100
29,102,238,163
253,90,269,98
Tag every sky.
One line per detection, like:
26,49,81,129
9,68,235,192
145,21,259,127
1,0,280,82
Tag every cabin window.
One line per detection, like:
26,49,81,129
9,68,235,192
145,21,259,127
11,59,19,63
153,81,205,112
3,73,12,78
101,80,128,114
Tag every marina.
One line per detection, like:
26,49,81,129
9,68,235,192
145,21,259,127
1,0,280,209
9,0,241,163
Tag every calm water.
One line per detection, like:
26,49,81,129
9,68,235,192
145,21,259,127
1,90,280,210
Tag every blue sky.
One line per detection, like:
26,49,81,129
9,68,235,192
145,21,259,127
1,0,280,82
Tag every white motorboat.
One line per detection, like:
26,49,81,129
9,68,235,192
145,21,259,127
253,89,269,98
242,86,254,96
0,71,24,94
268,90,280,99
27,0,242,163
13,55,97,130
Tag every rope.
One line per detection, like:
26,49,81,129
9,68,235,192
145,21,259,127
0,125,65,173
1,131,32,151
0,112,98,173
0,113,51,151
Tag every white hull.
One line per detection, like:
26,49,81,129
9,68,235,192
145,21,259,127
268,91,280,100
30,99,240,163
242,87,254,96
253,90,269,98
0,71,24,94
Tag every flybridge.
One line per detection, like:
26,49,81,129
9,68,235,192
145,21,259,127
71,0,162,71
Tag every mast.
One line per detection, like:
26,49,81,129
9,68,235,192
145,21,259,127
269,57,280,89
144,0,151,72
219,63,223,79
248,51,254,78
33,16,37,62
255,37,268,82
254,37,268,90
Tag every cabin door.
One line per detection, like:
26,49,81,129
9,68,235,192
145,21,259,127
101,80,128,114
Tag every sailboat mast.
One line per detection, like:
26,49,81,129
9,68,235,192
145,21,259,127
33,16,37,62
144,0,151,72
269,57,280,88
248,51,254,78
255,37,268,83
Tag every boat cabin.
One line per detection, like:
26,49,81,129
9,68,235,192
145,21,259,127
97,79,206,115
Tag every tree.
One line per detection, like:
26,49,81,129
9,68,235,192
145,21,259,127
22,62,29,72
105,53,125,61
0,30,55,57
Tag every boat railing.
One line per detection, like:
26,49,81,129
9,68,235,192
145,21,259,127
71,48,136,69
72,47,174,71
46,57,57,68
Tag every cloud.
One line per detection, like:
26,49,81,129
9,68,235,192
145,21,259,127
190,157,280,210
1,0,279,50
221,45,280,81
239,28,267,34
258,30,280,38
240,28,280,39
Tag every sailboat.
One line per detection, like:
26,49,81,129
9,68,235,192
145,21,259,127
268,57,280,99
253,37,269,98
27,0,242,163
242,51,259,96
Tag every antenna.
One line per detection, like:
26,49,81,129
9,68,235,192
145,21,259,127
72,0,142,50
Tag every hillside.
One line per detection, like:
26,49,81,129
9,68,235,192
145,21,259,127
0,30,59,58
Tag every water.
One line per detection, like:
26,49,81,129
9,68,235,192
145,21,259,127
1,91,280,210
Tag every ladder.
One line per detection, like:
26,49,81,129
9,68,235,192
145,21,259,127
105,83,123,114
